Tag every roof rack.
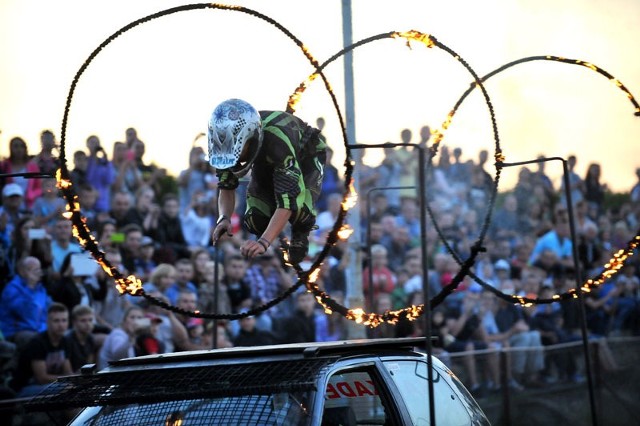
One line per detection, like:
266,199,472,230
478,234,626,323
24,338,427,413
108,337,427,368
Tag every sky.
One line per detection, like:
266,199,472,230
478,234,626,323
1,0,639,193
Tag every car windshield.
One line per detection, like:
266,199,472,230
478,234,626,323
71,392,312,426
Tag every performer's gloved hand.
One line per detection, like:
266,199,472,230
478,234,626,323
212,217,232,244
240,239,269,259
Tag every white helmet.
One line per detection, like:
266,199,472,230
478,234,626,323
208,99,263,177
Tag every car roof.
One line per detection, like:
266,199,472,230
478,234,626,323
26,338,439,412
107,337,429,368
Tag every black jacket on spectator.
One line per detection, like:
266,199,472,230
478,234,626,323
280,311,315,344
64,331,96,373
152,213,189,261
49,254,107,312
233,328,278,347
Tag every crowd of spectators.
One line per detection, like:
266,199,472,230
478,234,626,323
0,124,638,399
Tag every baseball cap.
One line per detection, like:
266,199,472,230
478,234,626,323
494,259,511,271
2,183,24,198
187,318,204,329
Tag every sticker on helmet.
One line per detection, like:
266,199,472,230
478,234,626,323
211,154,237,168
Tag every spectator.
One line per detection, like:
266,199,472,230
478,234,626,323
531,155,555,208
198,260,232,317
108,191,133,229
490,193,524,243
118,223,145,276
111,141,143,196
165,258,197,306
122,185,159,234
317,145,343,212
245,248,294,321
586,274,637,336
0,257,51,348
493,285,545,388
33,130,60,177
31,177,65,233
139,290,180,354
49,252,103,313
134,235,157,283
577,221,604,277
70,150,89,188
528,207,573,273
181,191,213,249
134,313,165,356
381,224,413,272
559,154,584,206
93,248,131,331
280,291,332,343
12,303,72,397
529,285,581,383
50,218,82,280
64,304,97,373
374,147,404,213
95,218,118,252
177,146,210,212
77,183,101,229
4,217,53,285
449,147,471,186
0,137,42,209
232,310,278,347
172,290,212,351
132,138,165,192
97,306,144,370
190,248,212,287
442,289,498,396
395,196,421,239
584,162,606,216
315,193,343,234
362,244,396,310
630,167,640,204
152,193,190,263
221,254,252,313
367,293,396,339
144,263,177,295
85,135,116,214
0,183,29,249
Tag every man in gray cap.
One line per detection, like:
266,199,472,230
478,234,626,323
0,183,27,248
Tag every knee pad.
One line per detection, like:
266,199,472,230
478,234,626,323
291,205,316,233
244,207,271,236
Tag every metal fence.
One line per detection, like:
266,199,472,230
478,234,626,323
445,336,640,426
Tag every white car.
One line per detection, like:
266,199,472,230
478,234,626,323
27,338,490,425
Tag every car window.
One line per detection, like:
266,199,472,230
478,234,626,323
70,393,311,426
382,360,471,426
321,369,387,425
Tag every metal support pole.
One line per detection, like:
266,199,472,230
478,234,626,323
349,142,435,425
212,244,220,349
341,0,366,339
501,156,598,426
561,158,598,426
417,145,436,426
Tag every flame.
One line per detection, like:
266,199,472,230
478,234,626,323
288,73,318,113
392,30,435,49
348,308,365,324
341,182,358,210
337,225,354,240
308,268,321,283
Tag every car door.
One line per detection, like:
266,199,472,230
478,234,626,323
318,361,406,425
379,357,490,426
